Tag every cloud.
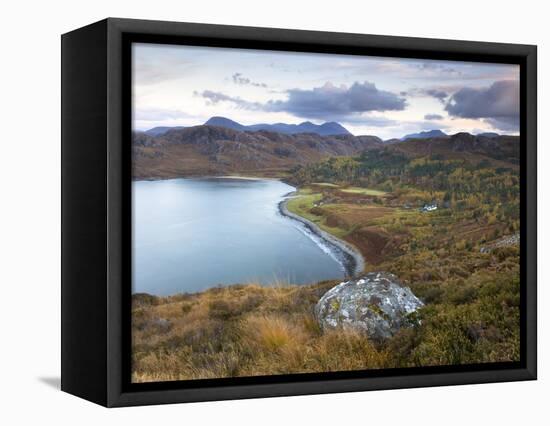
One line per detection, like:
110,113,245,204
424,89,449,103
445,80,519,131
403,88,449,103
195,81,406,122
232,73,267,88
424,114,444,120
267,81,406,120
194,90,263,110
415,62,461,76
484,117,520,132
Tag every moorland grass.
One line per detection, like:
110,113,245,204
132,246,519,383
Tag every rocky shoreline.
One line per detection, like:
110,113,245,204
278,196,365,277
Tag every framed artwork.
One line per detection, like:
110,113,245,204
61,18,537,407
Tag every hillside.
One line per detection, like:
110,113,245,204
388,133,519,165
133,127,518,180
144,126,185,136
133,125,382,179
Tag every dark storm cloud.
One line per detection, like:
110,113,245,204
484,117,520,132
196,81,406,122
266,81,406,119
232,73,267,88
445,80,519,131
424,114,444,120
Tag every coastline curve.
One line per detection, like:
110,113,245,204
278,196,365,277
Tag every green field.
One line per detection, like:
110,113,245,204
286,191,349,238
340,187,387,196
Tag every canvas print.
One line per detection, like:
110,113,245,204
131,43,520,383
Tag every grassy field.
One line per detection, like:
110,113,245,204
285,191,349,239
312,182,340,188
340,187,387,196
286,187,397,263
132,280,391,382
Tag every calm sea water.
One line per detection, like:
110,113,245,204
132,178,344,295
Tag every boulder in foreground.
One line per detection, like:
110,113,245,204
315,272,424,340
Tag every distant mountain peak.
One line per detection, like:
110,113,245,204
320,122,349,131
401,129,447,140
204,117,351,136
144,117,352,137
477,132,500,138
204,116,246,131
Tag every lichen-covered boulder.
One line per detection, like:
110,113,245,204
315,272,424,340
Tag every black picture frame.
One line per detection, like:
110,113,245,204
61,17,537,407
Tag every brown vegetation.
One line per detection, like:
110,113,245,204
132,125,382,179
133,238,519,383
132,131,521,383
132,280,392,382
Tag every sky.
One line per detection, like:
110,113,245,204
132,43,520,140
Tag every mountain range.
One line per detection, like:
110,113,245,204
133,123,518,180
143,117,351,137
143,120,504,143
134,125,381,179
205,117,352,136
381,129,502,144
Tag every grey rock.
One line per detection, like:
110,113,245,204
315,272,424,340
150,318,172,333
479,232,520,253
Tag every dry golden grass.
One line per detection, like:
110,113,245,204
132,254,520,383
131,279,394,382
132,253,520,383
242,314,305,352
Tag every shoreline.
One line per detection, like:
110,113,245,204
278,196,365,277
133,174,282,182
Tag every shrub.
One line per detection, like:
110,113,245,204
208,299,236,320
242,314,305,352
448,285,478,305
132,293,159,307
181,301,194,315
310,329,388,371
